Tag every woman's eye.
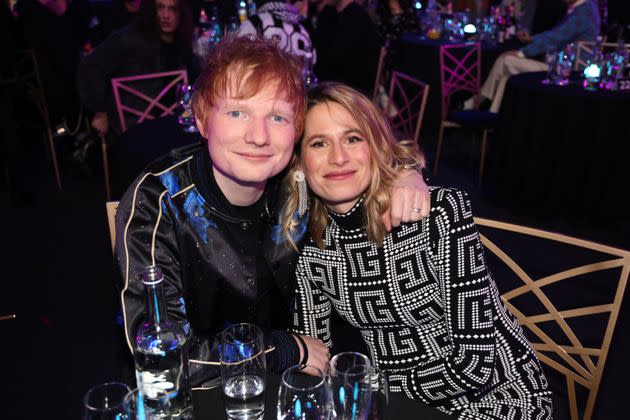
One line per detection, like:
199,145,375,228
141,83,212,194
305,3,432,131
309,139,326,148
346,135,364,144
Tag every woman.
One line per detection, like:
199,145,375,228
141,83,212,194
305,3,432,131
283,82,553,419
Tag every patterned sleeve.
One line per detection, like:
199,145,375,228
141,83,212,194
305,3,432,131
289,255,333,348
405,189,496,403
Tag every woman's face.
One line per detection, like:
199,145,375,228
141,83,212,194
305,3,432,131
301,102,372,214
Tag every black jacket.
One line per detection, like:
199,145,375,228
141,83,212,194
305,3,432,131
115,142,304,386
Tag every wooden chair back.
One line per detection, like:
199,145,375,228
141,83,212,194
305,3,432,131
112,69,188,132
385,71,430,145
106,201,119,252
575,40,630,70
474,217,630,420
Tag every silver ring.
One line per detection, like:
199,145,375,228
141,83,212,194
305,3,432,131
411,207,422,213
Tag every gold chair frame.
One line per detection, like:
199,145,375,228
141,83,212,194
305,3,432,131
474,217,629,420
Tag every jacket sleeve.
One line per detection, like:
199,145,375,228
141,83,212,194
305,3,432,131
77,29,126,113
288,255,333,348
521,4,597,57
405,189,496,403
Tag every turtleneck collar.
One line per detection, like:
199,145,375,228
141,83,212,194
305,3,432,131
327,196,365,232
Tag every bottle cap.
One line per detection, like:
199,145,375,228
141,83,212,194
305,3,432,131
142,266,164,285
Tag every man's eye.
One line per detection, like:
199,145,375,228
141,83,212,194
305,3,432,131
228,111,242,118
271,115,287,123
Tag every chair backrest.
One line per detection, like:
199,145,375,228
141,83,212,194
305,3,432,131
575,40,630,70
439,43,481,121
112,69,188,132
372,40,390,103
474,217,629,420
106,201,119,252
385,71,430,145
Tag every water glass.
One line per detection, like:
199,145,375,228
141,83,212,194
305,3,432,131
555,43,575,86
367,368,388,420
176,83,198,133
220,323,267,420
123,388,193,419
328,352,373,420
277,365,333,420
83,382,131,420
542,46,558,85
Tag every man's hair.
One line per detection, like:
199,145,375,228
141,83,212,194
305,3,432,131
191,34,306,136
137,0,193,47
281,82,425,250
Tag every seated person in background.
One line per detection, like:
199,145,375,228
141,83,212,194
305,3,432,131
284,82,553,419
77,0,193,136
237,0,316,67
470,0,599,113
115,35,430,386
314,0,382,96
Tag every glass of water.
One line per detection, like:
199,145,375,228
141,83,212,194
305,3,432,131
329,352,373,420
277,365,333,420
220,323,267,419
82,382,131,420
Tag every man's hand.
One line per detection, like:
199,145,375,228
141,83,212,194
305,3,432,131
91,112,109,137
517,30,532,43
382,168,430,230
294,334,330,376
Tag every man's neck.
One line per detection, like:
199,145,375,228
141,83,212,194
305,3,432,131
212,167,266,206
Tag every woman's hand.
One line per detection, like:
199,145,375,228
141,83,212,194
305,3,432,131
293,334,329,376
383,168,430,230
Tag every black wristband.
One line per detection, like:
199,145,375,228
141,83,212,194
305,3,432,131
293,333,309,366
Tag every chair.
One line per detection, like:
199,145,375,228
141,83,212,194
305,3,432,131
102,69,188,199
106,201,119,252
474,217,630,420
575,40,630,71
434,43,497,185
14,49,62,191
384,71,430,145
372,40,390,104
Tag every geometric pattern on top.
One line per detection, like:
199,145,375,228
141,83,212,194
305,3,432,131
291,187,553,419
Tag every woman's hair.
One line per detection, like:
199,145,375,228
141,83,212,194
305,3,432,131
281,82,425,250
137,0,193,48
191,34,306,136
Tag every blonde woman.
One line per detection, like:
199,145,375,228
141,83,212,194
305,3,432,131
283,82,552,419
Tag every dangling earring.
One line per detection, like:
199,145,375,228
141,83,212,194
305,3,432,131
294,170,308,217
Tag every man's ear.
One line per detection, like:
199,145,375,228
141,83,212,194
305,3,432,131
195,117,205,137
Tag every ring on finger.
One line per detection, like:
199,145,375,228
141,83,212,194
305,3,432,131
411,207,422,213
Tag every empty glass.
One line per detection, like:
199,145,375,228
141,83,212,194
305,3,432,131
176,83,198,133
83,382,131,420
220,323,267,420
367,368,389,420
328,352,373,420
277,365,333,420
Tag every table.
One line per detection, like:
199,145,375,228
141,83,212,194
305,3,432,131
484,71,630,225
391,35,518,129
192,374,455,419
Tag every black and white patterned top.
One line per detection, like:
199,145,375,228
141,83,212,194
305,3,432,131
290,188,553,419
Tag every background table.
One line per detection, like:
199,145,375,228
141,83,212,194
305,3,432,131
484,72,630,226
391,35,518,129
192,374,455,419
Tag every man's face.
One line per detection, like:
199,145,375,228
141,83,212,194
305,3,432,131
156,0,179,34
198,83,297,199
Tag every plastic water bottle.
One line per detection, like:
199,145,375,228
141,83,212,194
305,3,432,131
134,266,193,418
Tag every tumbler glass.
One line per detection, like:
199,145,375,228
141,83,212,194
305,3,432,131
329,352,373,420
82,382,131,420
220,323,267,420
277,365,333,420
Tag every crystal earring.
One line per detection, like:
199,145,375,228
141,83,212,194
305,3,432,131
294,170,308,217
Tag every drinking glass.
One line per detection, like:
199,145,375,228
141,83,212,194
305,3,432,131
176,83,198,133
277,365,333,420
123,388,193,419
328,352,373,420
367,368,388,420
83,382,131,420
542,45,558,85
220,323,267,420
555,43,575,86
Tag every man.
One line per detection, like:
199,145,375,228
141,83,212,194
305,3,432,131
472,0,599,113
237,0,316,66
77,0,193,136
115,35,430,386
